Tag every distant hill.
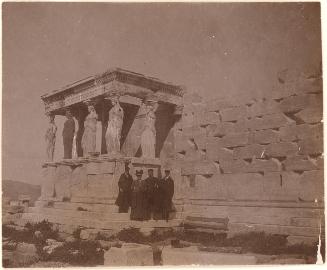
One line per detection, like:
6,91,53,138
2,180,41,205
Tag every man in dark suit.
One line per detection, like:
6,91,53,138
115,165,133,213
144,168,160,220
162,169,174,221
62,110,75,159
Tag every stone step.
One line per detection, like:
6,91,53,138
35,200,184,213
21,212,183,230
27,207,130,221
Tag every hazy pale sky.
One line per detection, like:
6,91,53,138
2,2,321,185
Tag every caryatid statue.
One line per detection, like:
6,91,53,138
141,102,158,158
81,105,98,156
62,110,76,159
45,114,57,161
105,96,124,155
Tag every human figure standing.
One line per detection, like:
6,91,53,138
62,110,75,159
115,165,133,213
130,170,147,221
162,169,174,221
144,169,159,220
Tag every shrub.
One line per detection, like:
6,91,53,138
47,239,104,266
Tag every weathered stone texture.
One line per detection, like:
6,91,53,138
104,243,153,266
176,80,323,240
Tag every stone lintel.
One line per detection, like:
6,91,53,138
43,76,184,114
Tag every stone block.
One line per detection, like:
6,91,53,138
220,132,250,148
220,106,247,122
265,142,299,158
86,162,101,175
278,94,321,113
247,99,279,117
184,149,206,161
296,77,322,94
104,243,153,266
206,143,234,161
219,159,249,174
207,99,234,112
100,161,115,174
193,134,207,150
80,229,99,240
263,172,297,201
222,173,265,200
181,161,217,176
182,126,207,138
206,122,236,137
279,123,322,142
298,137,323,155
174,134,191,153
249,113,294,131
233,144,265,159
54,165,72,200
269,82,297,100
295,107,322,124
251,129,280,144
186,174,228,200
283,156,318,171
40,166,56,199
298,170,324,202
250,158,282,173
162,246,257,265
204,111,221,125
281,170,324,202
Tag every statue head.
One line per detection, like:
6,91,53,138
48,114,55,123
88,105,95,113
65,110,73,119
110,96,120,106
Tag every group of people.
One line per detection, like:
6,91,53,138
115,166,174,221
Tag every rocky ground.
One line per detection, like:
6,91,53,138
2,217,323,267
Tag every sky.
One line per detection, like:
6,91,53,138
2,2,322,185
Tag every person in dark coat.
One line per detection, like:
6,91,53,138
62,110,75,159
144,169,160,220
130,170,147,221
162,169,174,221
115,165,133,213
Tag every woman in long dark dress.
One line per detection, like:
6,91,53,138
130,170,146,221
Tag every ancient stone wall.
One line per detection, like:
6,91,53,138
172,72,323,244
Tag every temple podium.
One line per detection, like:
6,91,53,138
22,68,185,231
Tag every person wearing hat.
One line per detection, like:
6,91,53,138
115,164,133,213
62,110,76,159
161,169,174,221
144,168,161,220
130,169,146,220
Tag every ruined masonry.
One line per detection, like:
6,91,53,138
22,68,324,245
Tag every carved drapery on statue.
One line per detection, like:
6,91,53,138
81,105,98,156
62,110,76,159
45,115,57,161
106,97,124,155
141,102,157,158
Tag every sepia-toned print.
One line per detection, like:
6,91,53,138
2,2,324,267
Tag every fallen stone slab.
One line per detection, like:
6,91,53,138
162,246,257,265
104,243,154,266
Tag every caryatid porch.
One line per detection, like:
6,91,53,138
39,68,185,208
